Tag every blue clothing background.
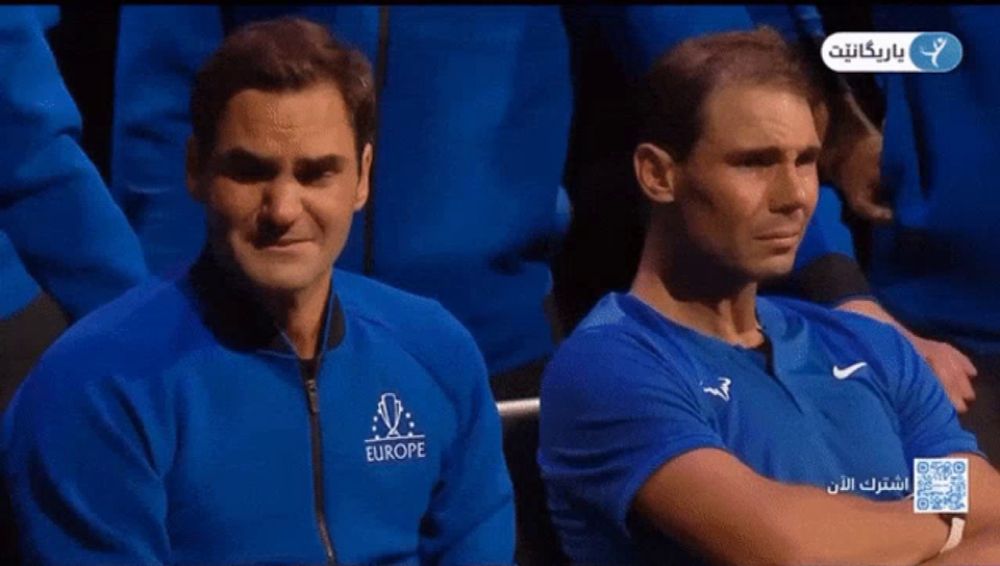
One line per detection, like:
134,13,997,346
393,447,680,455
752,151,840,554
0,6,147,320
539,293,978,564
111,5,758,376
2,262,513,565
868,6,1000,354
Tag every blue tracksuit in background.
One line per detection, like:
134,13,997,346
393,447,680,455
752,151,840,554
0,6,147,320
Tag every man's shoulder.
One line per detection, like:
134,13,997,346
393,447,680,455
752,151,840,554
562,293,693,364
334,269,483,380
762,296,914,368
335,269,466,338
546,294,693,395
764,295,904,341
31,275,206,382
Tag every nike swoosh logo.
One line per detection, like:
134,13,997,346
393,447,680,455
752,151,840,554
833,362,868,380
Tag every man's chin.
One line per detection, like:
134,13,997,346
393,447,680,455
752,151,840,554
233,261,328,296
749,256,797,283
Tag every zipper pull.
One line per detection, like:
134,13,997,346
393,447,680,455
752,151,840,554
305,378,320,415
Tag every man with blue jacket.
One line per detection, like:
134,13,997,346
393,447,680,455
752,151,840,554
0,6,148,408
2,18,514,565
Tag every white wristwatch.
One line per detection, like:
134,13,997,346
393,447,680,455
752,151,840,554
939,515,966,555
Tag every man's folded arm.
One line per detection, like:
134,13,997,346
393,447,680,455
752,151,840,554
633,447,948,566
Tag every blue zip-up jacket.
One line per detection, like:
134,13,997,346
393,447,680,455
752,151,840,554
111,5,757,375
868,6,1000,354
0,6,147,320
2,254,514,565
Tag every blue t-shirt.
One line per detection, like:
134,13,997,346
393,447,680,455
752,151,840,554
539,292,979,565
2,257,513,565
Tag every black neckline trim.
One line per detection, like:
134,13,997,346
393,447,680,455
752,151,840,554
186,250,346,355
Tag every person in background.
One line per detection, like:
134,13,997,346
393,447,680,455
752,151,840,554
829,5,1000,463
0,6,148,410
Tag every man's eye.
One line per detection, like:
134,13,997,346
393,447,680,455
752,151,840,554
737,157,773,168
796,153,819,167
217,159,274,183
298,169,336,186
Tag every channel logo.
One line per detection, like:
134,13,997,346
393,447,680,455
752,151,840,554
822,32,963,73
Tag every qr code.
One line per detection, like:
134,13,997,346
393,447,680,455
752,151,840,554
913,458,968,513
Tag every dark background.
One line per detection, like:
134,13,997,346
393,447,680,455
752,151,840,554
47,5,120,184
45,4,884,334
45,4,882,194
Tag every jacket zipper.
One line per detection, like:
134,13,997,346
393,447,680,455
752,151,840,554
301,359,336,564
364,5,390,276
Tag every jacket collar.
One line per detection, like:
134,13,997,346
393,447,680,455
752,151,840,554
186,249,345,355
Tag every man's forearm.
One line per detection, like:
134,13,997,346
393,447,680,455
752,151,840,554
637,450,950,565
772,483,948,565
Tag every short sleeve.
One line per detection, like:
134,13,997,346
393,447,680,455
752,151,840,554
887,328,982,462
539,328,725,535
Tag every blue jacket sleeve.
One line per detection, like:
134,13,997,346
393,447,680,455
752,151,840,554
0,6,148,320
111,6,224,275
418,308,515,565
1,354,170,565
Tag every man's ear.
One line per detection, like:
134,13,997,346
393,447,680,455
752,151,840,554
354,142,373,211
185,136,207,203
633,143,679,205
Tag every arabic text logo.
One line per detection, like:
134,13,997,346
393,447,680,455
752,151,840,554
822,32,963,73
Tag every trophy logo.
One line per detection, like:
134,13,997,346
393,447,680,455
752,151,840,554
377,392,404,438
366,391,427,463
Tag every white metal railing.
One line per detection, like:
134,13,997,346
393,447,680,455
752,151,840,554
496,397,540,420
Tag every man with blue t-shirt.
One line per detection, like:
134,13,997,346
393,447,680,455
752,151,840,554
539,28,1000,565
2,18,513,565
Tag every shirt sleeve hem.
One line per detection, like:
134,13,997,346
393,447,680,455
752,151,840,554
613,434,728,536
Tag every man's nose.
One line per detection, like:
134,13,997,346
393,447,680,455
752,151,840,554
770,163,814,213
260,176,303,226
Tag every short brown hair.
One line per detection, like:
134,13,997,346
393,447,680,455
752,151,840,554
190,17,376,166
638,27,823,162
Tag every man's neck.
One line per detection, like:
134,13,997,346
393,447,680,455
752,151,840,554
631,233,763,348
258,275,332,360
